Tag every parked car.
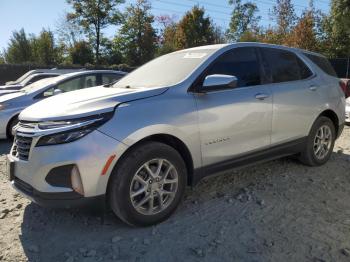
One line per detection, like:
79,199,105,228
7,43,345,227
4,68,85,86
0,73,60,93
340,78,350,98
346,97,350,124
0,70,126,139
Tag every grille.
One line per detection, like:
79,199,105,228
12,134,33,161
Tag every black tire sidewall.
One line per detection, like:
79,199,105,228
305,116,336,166
108,142,187,227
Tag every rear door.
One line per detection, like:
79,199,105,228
194,47,273,166
259,47,321,145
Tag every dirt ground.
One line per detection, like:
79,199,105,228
0,127,350,262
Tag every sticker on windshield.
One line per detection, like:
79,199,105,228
183,53,207,59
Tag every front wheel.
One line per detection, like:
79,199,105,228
108,141,187,227
299,116,336,166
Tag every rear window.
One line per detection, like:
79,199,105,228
261,48,313,83
304,53,337,77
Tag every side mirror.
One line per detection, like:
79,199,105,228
53,89,63,96
201,74,238,92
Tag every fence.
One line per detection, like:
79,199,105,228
0,64,134,85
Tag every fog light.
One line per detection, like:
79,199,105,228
71,166,84,195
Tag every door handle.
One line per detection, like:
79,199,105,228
309,85,318,91
255,93,269,100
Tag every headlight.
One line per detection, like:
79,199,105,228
0,104,6,110
36,113,113,146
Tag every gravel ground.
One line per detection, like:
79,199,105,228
1,127,350,262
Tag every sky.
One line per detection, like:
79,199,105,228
0,0,332,51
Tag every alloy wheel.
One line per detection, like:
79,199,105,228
313,125,332,160
129,159,178,215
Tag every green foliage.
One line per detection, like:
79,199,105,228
323,0,350,57
31,29,59,65
5,29,33,64
114,0,157,66
175,6,215,49
69,40,94,65
226,0,261,42
66,0,124,64
272,0,297,36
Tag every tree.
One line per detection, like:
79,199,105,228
175,6,215,49
0,52,5,64
31,29,59,65
56,13,84,49
69,40,94,65
5,29,32,64
271,0,297,37
66,0,124,64
114,0,157,66
323,0,350,57
156,15,178,55
226,0,261,41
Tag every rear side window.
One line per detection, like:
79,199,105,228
261,48,313,83
206,47,261,87
101,73,123,85
304,53,337,77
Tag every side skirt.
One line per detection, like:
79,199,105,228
191,137,307,186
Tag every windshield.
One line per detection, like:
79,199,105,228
12,71,35,84
113,49,217,88
21,78,57,93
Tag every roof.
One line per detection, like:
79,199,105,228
51,70,127,84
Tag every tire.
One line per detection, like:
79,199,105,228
299,116,336,166
108,141,187,227
7,116,19,140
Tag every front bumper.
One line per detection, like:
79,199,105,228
12,177,105,208
7,130,128,207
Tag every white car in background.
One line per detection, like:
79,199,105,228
0,70,126,139
346,97,350,124
0,73,60,92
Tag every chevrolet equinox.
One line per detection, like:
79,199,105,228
7,43,345,226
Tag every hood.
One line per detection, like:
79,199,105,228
0,84,23,90
0,92,25,103
20,86,168,121
0,89,20,96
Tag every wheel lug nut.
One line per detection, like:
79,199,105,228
149,180,152,184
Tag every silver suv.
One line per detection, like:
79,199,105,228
7,43,345,226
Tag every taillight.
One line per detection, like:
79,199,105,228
339,80,347,97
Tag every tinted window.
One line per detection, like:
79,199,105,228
206,47,261,87
304,53,337,77
102,73,123,85
57,75,97,92
261,48,312,83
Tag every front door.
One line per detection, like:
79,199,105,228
194,47,273,166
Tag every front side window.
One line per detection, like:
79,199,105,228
205,47,261,88
261,48,312,83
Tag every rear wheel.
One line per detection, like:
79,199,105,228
108,141,187,227
299,116,336,166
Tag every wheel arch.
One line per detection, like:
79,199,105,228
108,133,195,189
318,109,340,137
6,113,20,138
